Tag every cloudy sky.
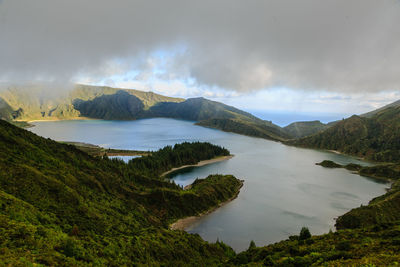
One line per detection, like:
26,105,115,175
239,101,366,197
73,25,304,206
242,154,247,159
1,0,399,116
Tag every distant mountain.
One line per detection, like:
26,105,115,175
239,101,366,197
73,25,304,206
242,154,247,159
144,97,290,141
288,105,400,162
144,97,258,121
0,83,183,121
283,120,329,138
73,91,145,120
0,84,291,141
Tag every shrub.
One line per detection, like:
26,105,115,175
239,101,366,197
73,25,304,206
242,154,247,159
248,240,256,250
299,227,311,240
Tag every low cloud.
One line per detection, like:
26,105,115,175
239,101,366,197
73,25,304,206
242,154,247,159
1,0,399,93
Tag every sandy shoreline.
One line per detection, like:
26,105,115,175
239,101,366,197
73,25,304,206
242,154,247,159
107,152,149,156
26,117,95,123
170,181,244,231
328,150,342,154
161,155,234,177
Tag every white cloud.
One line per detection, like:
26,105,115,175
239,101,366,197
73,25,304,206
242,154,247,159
1,0,400,94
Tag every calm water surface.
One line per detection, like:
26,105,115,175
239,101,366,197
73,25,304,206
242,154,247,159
30,118,388,251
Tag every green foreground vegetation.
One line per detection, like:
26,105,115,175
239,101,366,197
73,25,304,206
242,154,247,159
0,120,242,265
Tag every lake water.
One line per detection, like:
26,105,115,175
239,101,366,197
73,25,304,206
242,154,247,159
29,118,388,251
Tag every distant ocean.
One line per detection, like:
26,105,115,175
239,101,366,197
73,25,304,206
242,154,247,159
245,110,353,127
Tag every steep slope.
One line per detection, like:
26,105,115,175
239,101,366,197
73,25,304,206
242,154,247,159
361,99,400,118
72,84,184,109
283,120,329,138
0,119,242,265
288,106,400,162
73,91,145,120
145,97,259,121
0,98,14,121
0,83,183,121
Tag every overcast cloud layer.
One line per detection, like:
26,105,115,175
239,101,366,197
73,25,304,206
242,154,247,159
1,0,400,93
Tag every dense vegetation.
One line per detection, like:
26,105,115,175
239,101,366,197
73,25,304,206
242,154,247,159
197,118,290,142
288,106,400,163
361,99,400,118
73,91,145,120
0,119,243,265
230,222,400,266
127,141,230,177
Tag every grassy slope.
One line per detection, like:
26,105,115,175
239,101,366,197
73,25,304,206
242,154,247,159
288,106,400,163
0,120,242,265
362,99,400,118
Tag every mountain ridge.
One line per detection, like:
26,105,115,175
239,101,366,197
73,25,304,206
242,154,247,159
288,105,400,162
0,84,290,141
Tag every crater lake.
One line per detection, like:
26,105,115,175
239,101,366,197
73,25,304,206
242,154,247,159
29,118,388,251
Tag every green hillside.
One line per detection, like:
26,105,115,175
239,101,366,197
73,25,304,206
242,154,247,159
229,222,400,266
287,106,400,163
73,91,145,120
362,99,400,118
0,84,183,121
144,97,259,121
197,118,290,141
283,120,329,138
0,119,243,265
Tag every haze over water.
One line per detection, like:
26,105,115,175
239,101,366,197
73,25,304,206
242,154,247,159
30,118,388,251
